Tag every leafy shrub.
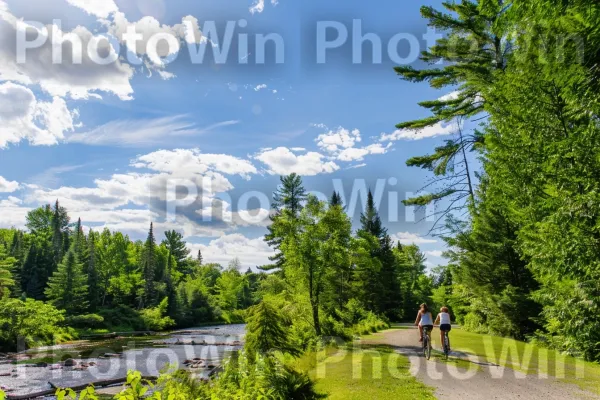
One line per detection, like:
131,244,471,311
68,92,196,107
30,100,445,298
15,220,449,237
140,298,175,331
0,298,66,350
65,314,105,329
97,305,145,331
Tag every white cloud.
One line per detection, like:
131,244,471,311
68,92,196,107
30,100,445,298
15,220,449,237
133,148,257,180
0,198,29,228
255,147,339,176
190,234,274,268
426,250,444,258
0,175,19,192
391,232,438,245
66,0,119,18
316,127,361,153
316,127,391,161
108,13,203,66
0,82,77,147
437,90,461,102
66,117,240,147
379,121,456,142
0,11,134,100
254,84,267,91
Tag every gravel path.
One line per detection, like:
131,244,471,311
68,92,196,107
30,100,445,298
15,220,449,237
362,328,598,400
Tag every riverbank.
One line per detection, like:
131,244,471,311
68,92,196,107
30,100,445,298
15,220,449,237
0,324,245,398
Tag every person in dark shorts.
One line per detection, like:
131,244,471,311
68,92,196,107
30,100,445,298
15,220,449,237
434,306,452,349
414,303,434,342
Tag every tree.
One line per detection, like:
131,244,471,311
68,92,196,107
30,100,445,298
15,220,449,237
25,205,53,234
162,230,190,270
0,243,16,297
196,249,203,265
263,174,308,271
51,200,70,266
140,223,157,308
45,250,89,315
396,1,509,227
329,191,343,207
245,300,299,359
86,230,100,311
359,190,386,239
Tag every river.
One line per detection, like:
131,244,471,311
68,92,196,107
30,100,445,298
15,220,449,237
0,324,245,398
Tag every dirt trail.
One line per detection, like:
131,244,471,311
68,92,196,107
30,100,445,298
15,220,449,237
362,328,598,400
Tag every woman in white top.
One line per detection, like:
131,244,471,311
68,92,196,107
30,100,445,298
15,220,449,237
414,303,434,342
434,306,452,348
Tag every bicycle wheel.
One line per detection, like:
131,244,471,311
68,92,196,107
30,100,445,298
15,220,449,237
443,335,449,360
422,335,428,358
425,339,431,360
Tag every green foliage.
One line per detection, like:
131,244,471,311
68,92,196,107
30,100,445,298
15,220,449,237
45,250,89,315
140,297,175,331
65,313,105,329
245,300,299,358
0,298,65,350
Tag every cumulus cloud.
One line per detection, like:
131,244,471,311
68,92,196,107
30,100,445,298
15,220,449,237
379,121,456,142
391,232,438,245
0,8,134,100
254,84,267,91
316,127,391,161
133,148,257,180
255,147,339,176
437,90,461,102
426,250,444,258
0,197,29,228
0,175,19,192
0,82,77,147
190,234,275,268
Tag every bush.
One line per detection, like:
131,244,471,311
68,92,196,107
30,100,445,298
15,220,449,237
140,298,175,331
97,305,145,331
65,314,105,329
0,298,66,350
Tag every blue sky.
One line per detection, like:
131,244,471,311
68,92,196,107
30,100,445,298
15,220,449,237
0,0,470,268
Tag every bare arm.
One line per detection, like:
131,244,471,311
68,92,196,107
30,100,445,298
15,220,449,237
414,311,421,326
434,313,441,326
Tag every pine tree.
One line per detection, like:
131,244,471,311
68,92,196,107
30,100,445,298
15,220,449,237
197,249,203,265
141,223,157,308
51,200,69,266
329,191,343,207
21,237,54,300
263,173,308,271
72,218,89,265
86,230,100,312
45,250,89,315
359,190,386,239
162,230,190,271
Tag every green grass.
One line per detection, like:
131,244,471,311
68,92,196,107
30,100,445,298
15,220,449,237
293,345,435,400
440,329,600,395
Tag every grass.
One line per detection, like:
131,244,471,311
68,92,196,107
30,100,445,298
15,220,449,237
292,345,435,400
433,328,600,395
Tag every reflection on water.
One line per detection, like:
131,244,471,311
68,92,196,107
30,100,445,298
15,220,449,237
0,324,245,397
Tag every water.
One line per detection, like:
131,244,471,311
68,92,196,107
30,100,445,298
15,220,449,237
0,324,245,398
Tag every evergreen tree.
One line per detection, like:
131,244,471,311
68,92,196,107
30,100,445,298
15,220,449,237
329,191,343,207
263,173,308,271
197,249,203,265
45,250,89,315
141,223,157,308
51,200,70,266
71,218,89,265
86,230,100,312
0,244,16,297
162,230,190,271
359,190,386,239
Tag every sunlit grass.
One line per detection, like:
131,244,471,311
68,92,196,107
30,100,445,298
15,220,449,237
293,345,435,400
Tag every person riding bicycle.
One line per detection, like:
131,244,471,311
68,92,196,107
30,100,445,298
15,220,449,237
414,303,434,343
434,306,452,350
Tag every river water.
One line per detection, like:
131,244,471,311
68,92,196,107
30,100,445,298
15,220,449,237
0,324,245,398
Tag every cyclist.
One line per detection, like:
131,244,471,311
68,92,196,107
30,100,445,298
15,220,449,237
434,306,452,350
414,303,434,343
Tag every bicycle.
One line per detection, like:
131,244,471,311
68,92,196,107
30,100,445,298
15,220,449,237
442,330,451,360
422,326,432,360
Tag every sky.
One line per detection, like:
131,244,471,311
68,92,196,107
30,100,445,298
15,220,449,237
0,0,466,269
